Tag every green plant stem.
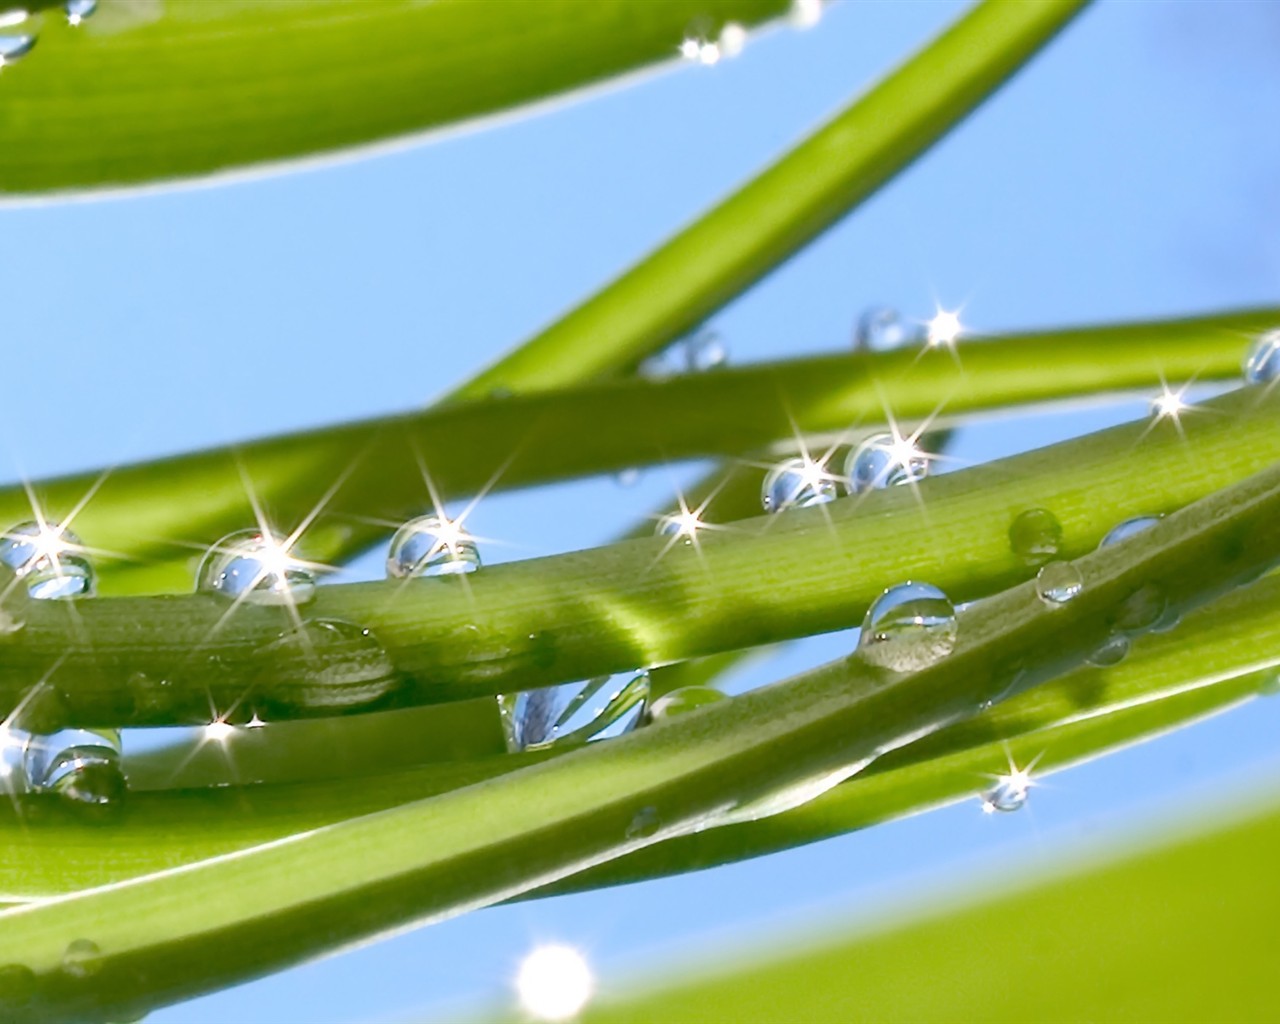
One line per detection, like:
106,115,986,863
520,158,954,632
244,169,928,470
2,385,1278,729
457,0,1092,396
4,451,1280,1022
6,308,1267,597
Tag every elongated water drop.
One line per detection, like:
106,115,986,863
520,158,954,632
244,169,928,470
498,671,649,752
1035,561,1082,606
255,619,401,713
1099,515,1162,548
0,521,95,599
761,457,837,513
197,528,316,605
647,685,726,722
23,728,125,814
0,33,35,65
386,514,480,578
845,432,928,494
981,776,1028,813
1243,329,1280,385
1009,508,1063,566
859,582,957,672
64,0,96,25
854,306,913,352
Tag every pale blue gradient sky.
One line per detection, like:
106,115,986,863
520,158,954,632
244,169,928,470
3,2,1279,1020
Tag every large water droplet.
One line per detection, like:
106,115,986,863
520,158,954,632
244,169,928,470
1009,508,1063,566
717,21,747,58
1112,583,1167,634
1243,329,1280,385
498,671,650,752
647,685,726,722
23,728,125,814
0,33,36,65
981,777,1028,813
859,582,958,672
853,306,914,352
1099,515,1162,548
196,528,316,605
1035,561,1082,606
844,433,928,495
255,619,401,713
61,938,102,980
64,0,97,25
761,457,837,513
0,521,95,599
386,514,480,578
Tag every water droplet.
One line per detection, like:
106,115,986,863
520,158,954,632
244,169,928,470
197,528,317,605
0,33,36,65
718,21,747,58
854,306,914,352
61,938,102,980
761,457,837,513
1099,515,1162,548
981,777,1028,813
640,330,728,377
0,521,95,599
655,510,702,545
24,729,125,813
498,671,650,752
255,619,401,713
1035,561,1082,606
789,0,823,29
1260,671,1280,697
844,433,928,494
386,514,480,578
1112,583,1167,634
1243,328,1280,385
647,685,726,722
64,0,96,25
0,964,35,1009
859,582,957,672
614,467,641,488
1087,633,1130,668
626,805,661,840
1009,508,1063,566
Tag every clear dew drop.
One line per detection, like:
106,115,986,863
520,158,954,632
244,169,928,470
254,619,401,713
0,520,96,599
1112,583,1168,635
858,582,958,672
982,777,1028,813
853,306,914,352
498,671,650,753
647,685,726,722
1009,508,1063,566
844,433,928,495
196,528,316,605
1100,515,1162,548
626,805,661,840
0,964,35,1009
386,514,480,578
61,938,102,980
0,33,36,65
640,329,728,378
1035,561,1082,606
717,21,746,58
1087,633,1130,668
65,0,97,25
789,0,823,29
761,457,837,513
655,513,696,545
23,728,125,813
1260,671,1280,697
1243,328,1280,385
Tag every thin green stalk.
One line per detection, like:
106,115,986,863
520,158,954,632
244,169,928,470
4,449,1280,1022
2,385,1278,729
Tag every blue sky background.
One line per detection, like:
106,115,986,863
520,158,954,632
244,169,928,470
3,1,1280,1020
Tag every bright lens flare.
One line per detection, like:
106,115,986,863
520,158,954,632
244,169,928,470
1150,385,1189,423
204,721,236,743
926,309,963,349
516,945,594,1022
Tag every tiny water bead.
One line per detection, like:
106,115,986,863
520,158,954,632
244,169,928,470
1087,633,1130,668
1008,508,1063,566
655,511,700,545
498,671,650,752
23,728,126,813
0,33,35,66
647,685,726,722
626,805,662,840
1035,561,1082,606
1099,514,1162,548
1243,329,1280,385
61,938,102,980
65,0,98,25
197,528,316,605
386,514,480,578
0,964,36,1010
853,306,914,352
845,432,928,495
255,619,401,713
640,329,728,378
981,776,1028,814
859,582,958,672
0,520,96,599
761,457,837,513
